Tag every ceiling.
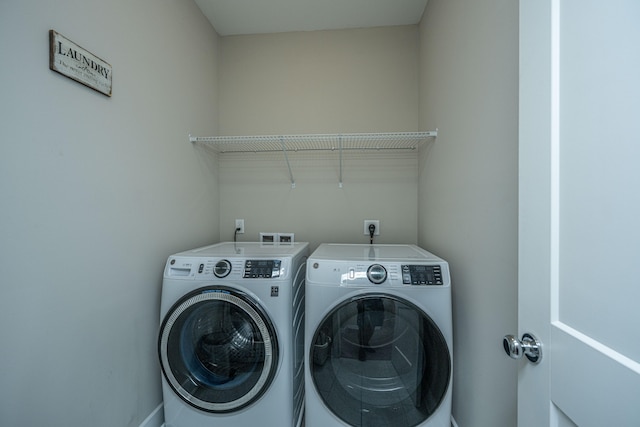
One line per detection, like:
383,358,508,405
194,0,429,36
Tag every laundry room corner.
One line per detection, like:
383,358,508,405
216,26,422,249
138,403,164,427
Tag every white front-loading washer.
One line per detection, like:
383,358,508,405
158,241,309,427
305,244,452,427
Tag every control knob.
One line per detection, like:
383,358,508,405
367,264,387,284
213,260,231,278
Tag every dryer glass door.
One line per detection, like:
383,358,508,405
310,294,450,426
159,286,278,413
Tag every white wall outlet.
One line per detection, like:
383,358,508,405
235,219,245,234
364,220,380,235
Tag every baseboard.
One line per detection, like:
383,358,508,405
451,414,459,427
139,403,164,427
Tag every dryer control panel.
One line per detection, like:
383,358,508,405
244,260,281,278
308,260,449,287
402,265,444,285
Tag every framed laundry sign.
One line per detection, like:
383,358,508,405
49,30,112,97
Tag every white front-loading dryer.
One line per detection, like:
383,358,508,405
305,244,452,427
159,242,309,427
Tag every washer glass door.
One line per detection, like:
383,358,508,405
310,294,450,427
159,286,278,413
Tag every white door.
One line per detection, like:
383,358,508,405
517,1,640,425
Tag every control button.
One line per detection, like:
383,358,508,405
272,260,281,278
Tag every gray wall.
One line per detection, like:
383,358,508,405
0,1,220,426
217,27,422,248
418,0,519,426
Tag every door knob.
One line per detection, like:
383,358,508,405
503,333,542,364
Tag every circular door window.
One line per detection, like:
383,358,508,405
158,286,278,413
310,294,450,427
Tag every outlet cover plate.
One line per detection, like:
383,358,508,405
364,220,380,235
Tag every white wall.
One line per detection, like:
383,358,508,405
219,27,419,136
0,1,219,426
418,0,519,426
217,27,421,248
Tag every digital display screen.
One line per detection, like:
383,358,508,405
402,265,443,285
243,260,281,278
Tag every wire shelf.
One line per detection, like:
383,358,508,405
189,131,437,153
188,131,438,187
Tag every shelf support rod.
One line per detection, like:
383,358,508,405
338,135,343,188
280,137,296,188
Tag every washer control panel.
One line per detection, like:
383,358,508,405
166,257,287,280
402,265,443,286
244,260,281,278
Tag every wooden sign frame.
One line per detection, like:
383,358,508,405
49,30,112,97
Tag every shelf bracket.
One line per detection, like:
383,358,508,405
338,135,343,188
280,137,296,188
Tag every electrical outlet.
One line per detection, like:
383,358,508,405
235,219,245,234
364,220,380,235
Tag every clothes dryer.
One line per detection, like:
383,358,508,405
159,242,308,427
305,244,452,427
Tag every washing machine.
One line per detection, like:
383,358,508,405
158,241,309,427
305,244,452,427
